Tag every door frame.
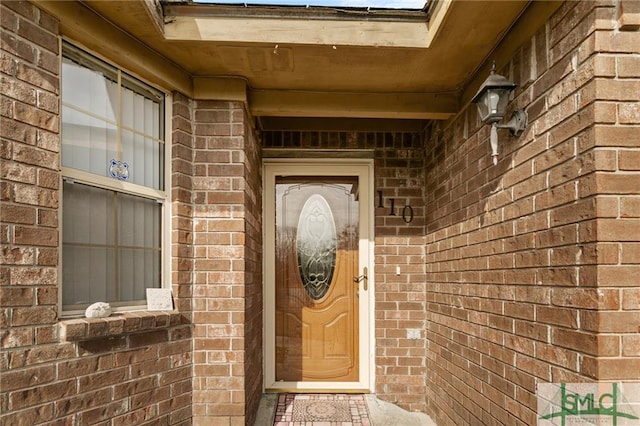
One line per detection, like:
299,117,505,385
263,159,375,392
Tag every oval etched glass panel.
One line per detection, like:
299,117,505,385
296,194,337,300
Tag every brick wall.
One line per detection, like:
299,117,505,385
191,100,263,425
263,132,428,411
1,1,60,347
424,1,640,424
3,1,638,424
1,2,192,424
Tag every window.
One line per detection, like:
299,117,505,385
61,42,168,314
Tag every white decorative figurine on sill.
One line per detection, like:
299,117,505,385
85,302,112,318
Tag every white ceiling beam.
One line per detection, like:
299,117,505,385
258,117,429,132
164,16,432,48
249,89,457,119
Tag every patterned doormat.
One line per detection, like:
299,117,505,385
273,394,370,425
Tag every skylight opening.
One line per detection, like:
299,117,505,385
193,0,427,10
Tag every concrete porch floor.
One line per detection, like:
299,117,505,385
254,393,437,425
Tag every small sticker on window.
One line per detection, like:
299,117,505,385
109,159,129,181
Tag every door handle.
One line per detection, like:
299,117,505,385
353,266,368,291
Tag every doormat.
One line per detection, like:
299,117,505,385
273,394,370,425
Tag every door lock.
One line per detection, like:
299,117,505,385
353,266,368,291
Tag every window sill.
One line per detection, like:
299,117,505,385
59,310,182,342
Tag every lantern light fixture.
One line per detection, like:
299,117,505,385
471,62,528,165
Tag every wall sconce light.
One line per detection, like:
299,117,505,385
471,62,528,165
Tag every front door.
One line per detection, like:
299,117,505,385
264,160,372,392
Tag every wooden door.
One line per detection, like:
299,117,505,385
275,176,359,382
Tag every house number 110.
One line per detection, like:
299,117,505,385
377,190,414,223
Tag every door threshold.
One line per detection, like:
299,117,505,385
266,388,370,394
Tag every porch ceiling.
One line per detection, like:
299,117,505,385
39,0,543,131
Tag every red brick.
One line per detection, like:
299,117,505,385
0,287,33,306
14,226,58,246
515,353,551,380
0,203,35,224
54,388,112,417
76,400,129,425
622,335,640,356
37,49,59,76
598,219,640,241
0,160,36,184
10,306,56,326
594,30,640,54
0,364,55,392
13,102,58,132
1,31,37,64
617,56,640,77
619,103,640,124
17,19,58,52
620,198,640,217
8,379,76,410
550,198,596,226
129,329,169,348
115,346,158,367
589,311,640,333
0,117,37,144
1,246,35,265
16,60,58,92
35,129,58,152
34,324,57,344
3,2,37,22
77,368,129,393
35,247,57,266
1,327,33,348
594,358,640,380
551,328,598,355
0,54,18,76
36,6,58,35
535,343,578,370
112,406,159,426
58,355,107,379
1,76,37,104
593,125,640,147
12,183,58,208
37,209,57,227
9,266,56,285
621,244,640,264
536,306,578,328
0,404,53,425
131,387,170,410
535,183,577,211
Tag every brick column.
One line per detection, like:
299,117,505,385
191,100,262,425
171,92,195,317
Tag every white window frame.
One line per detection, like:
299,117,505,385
59,41,172,317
